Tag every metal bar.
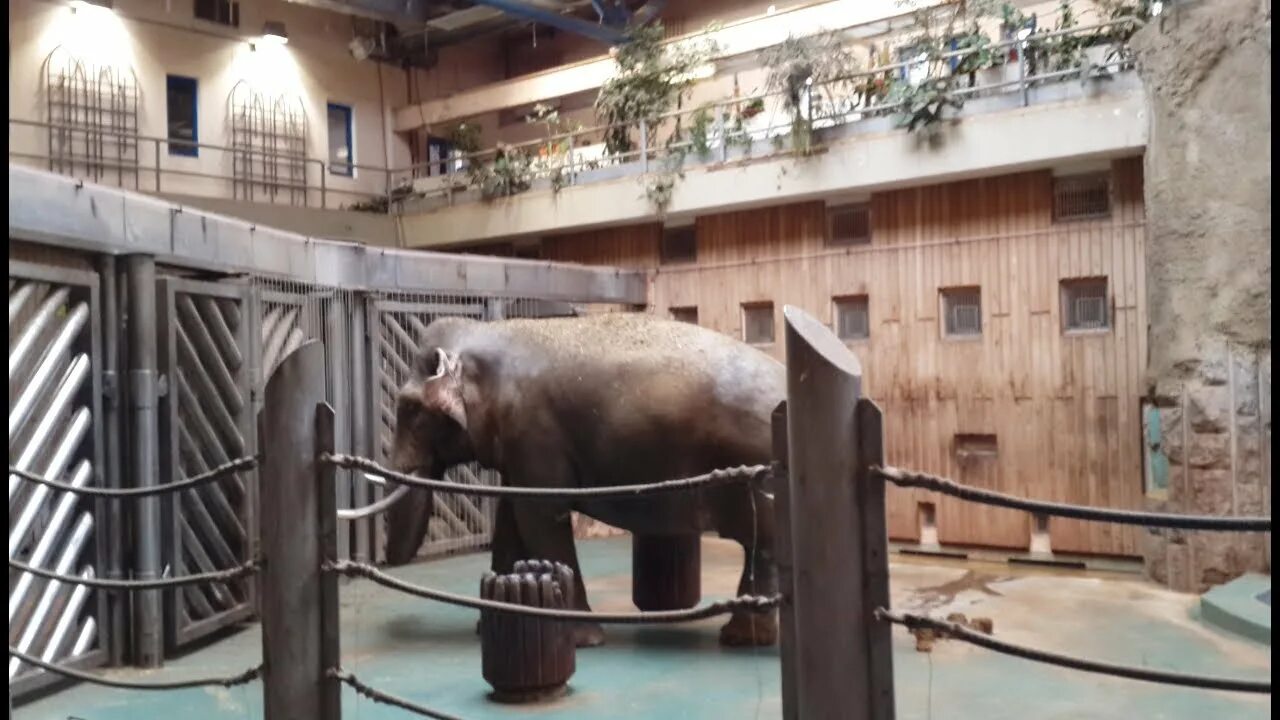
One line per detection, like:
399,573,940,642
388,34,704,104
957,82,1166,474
8,281,37,325
176,327,247,459
8,286,70,382
8,461,92,624
9,514,94,679
258,340,338,720
125,254,163,668
8,355,90,501
177,515,236,610
38,566,95,666
176,421,248,552
8,408,91,558
99,253,125,667
177,295,246,415
1018,42,1030,107
782,304,877,718
315,402,342,718
350,295,370,563
7,307,88,442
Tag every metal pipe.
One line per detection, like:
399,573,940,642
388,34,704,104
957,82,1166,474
350,299,370,562
8,287,71,382
8,354,91,500
99,252,126,667
8,303,89,442
8,460,92,622
8,513,94,679
39,566,95,665
8,408,91,557
8,282,36,325
124,254,163,668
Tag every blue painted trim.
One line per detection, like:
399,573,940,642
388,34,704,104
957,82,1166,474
166,75,199,158
328,102,354,177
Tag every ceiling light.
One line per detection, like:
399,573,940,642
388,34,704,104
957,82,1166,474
261,21,289,46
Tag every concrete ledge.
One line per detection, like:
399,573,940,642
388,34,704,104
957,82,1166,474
1200,573,1271,645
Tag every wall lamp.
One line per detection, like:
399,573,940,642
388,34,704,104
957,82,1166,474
69,0,114,12
260,21,289,46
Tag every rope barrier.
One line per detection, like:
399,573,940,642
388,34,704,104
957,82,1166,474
873,465,1272,532
326,560,780,623
875,609,1272,694
8,557,259,590
330,669,466,720
323,453,772,500
8,456,258,498
7,647,262,691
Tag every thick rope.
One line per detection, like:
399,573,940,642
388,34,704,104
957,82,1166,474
8,557,258,590
8,456,257,498
8,646,261,690
876,610,1271,694
873,465,1271,532
330,669,466,720
323,453,771,500
327,560,779,623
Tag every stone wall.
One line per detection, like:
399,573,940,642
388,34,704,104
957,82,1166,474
1134,0,1272,592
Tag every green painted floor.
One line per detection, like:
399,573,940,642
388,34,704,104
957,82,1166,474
16,537,1272,720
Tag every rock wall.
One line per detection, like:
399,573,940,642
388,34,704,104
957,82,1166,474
1134,0,1272,591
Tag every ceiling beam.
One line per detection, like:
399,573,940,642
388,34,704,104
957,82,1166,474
281,0,434,26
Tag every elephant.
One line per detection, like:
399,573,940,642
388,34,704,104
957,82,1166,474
384,312,784,648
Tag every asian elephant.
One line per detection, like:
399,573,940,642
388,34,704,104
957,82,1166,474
384,312,784,648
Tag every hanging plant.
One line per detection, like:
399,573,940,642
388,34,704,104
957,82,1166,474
594,22,720,157
760,31,860,155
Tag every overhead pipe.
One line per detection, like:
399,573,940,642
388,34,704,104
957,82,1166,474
9,460,93,623
471,0,630,44
8,287,71,382
8,408,92,558
8,513,94,679
8,354,91,500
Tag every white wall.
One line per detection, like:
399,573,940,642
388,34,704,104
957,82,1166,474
8,0,426,209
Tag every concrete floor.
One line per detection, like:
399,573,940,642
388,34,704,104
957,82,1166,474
16,537,1272,720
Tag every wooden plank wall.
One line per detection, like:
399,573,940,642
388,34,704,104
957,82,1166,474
542,158,1147,557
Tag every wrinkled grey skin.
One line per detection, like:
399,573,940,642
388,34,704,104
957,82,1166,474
387,313,784,647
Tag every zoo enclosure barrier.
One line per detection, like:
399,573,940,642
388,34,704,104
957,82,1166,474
7,164,646,703
23,306,1263,719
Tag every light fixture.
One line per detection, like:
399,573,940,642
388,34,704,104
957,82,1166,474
261,21,289,46
766,4,776,14
69,0,113,13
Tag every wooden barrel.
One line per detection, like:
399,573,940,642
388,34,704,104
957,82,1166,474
479,559,576,703
631,534,701,611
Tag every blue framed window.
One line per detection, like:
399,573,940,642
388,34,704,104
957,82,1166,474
327,103,354,177
166,75,198,157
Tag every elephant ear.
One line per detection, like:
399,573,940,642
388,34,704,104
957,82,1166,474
421,348,467,429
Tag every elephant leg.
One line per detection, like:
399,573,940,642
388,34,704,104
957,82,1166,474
715,487,779,647
511,501,604,648
384,487,433,566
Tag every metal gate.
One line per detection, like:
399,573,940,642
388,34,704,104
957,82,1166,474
155,276,257,648
8,261,108,693
367,295,500,561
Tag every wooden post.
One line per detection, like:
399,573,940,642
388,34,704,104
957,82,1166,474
258,340,341,720
771,401,798,720
781,305,894,720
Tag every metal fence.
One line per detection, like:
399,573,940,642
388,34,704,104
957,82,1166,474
7,165,646,699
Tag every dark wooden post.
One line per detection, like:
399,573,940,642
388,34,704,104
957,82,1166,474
259,340,341,720
781,305,894,720
631,534,701,610
771,401,798,720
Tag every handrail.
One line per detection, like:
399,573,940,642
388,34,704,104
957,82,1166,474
10,18,1141,211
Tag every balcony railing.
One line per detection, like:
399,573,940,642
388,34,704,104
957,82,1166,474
9,18,1142,216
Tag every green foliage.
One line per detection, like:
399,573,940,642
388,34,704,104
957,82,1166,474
760,31,859,154
688,105,714,159
448,122,482,154
594,22,719,157
467,144,533,200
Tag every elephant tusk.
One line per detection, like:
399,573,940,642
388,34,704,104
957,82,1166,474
337,484,412,521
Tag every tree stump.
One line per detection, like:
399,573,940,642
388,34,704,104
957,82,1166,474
631,534,701,611
479,559,576,703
